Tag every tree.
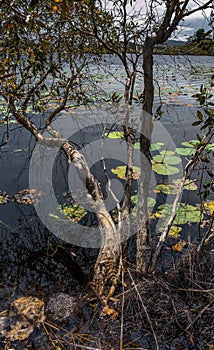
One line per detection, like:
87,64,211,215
0,0,213,300
195,28,206,42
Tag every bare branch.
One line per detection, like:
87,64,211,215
22,67,53,111
184,0,213,17
46,76,74,127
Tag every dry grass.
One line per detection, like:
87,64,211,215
1,243,214,349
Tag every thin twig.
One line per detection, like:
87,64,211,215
46,76,75,127
185,298,214,332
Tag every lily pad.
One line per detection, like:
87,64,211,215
131,195,156,208
175,147,196,156
155,179,197,194
155,183,177,195
152,163,179,175
159,150,175,156
203,201,214,215
151,143,165,151
173,178,198,191
155,203,202,225
153,154,181,165
0,194,9,204
111,165,140,179
181,140,200,147
62,203,87,222
159,224,182,238
104,131,124,139
206,143,214,151
135,142,164,151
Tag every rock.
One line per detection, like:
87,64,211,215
45,293,83,327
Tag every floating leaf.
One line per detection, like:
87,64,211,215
150,142,164,151
155,179,197,195
134,142,140,149
152,163,179,175
206,143,214,151
203,201,214,215
160,225,182,238
49,213,60,219
148,197,156,208
156,203,201,225
172,240,187,252
173,178,198,191
62,203,87,222
111,165,140,179
153,154,181,165
175,147,196,156
155,183,177,194
159,150,175,156
0,194,9,204
134,142,164,151
131,195,156,208
104,131,124,139
181,140,200,147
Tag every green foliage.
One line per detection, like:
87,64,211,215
195,29,206,43
0,0,94,120
111,165,140,179
155,203,201,225
49,202,87,222
0,194,8,204
155,179,197,195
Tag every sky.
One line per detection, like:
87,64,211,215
128,0,213,41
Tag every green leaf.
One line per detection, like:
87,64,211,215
155,179,197,195
192,120,202,126
152,163,179,175
155,183,177,194
200,85,206,94
159,150,175,156
159,224,182,238
181,140,200,147
111,165,140,179
131,195,156,208
62,203,87,222
0,195,8,204
206,143,214,151
153,154,181,165
150,142,164,151
104,131,124,139
175,148,196,156
134,142,140,149
156,203,201,225
148,197,156,208
196,110,203,121
173,178,198,191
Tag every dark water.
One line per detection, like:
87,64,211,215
1,55,213,229
0,54,213,347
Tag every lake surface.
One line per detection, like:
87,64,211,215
0,55,213,309
0,53,213,348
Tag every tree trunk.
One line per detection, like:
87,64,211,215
136,36,154,274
